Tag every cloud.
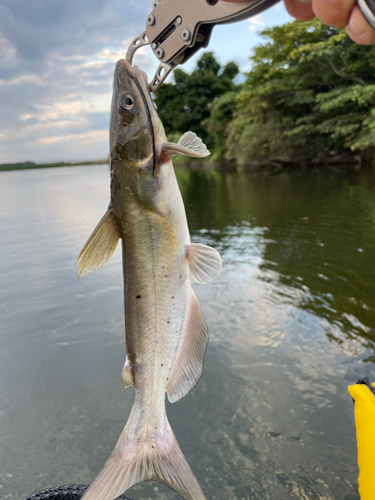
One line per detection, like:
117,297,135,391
0,0,155,163
248,15,265,32
38,130,107,145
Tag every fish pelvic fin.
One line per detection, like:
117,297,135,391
120,355,134,389
161,131,210,159
76,208,120,278
81,418,206,500
167,289,208,404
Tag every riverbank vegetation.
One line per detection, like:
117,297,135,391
155,19,375,170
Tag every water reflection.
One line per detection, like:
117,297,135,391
0,166,373,500
178,170,375,359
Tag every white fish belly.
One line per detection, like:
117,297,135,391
121,206,190,436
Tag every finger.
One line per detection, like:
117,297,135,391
312,0,355,28
347,4,375,44
283,0,314,21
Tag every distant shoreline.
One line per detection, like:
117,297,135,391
2,155,371,174
0,160,109,172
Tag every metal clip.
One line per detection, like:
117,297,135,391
149,62,175,92
126,0,375,93
126,31,150,65
126,31,175,92
126,0,280,92
358,0,375,29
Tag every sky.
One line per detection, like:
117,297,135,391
0,0,293,164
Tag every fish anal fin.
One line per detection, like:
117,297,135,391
161,131,210,159
186,243,222,284
76,208,120,278
121,355,134,389
81,419,206,500
167,289,208,404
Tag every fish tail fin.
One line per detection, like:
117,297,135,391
81,419,206,500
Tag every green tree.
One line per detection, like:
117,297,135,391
154,52,239,149
208,20,375,166
203,91,238,160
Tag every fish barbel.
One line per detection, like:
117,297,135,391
76,59,222,500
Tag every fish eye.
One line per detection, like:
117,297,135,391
120,94,134,111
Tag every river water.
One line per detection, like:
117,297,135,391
1,165,374,500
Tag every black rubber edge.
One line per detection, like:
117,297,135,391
21,484,131,500
356,377,375,396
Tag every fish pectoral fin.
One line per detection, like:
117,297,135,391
167,289,208,403
161,131,210,159
121,356,134,389
76,208,120,278
187,243,222,284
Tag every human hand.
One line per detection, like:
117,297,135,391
223,0,375,45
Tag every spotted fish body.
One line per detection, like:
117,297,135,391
77,60,221,500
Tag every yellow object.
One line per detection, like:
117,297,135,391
348,381,375,500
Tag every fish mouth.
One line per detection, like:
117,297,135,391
115,59,156,175
115,59,136,79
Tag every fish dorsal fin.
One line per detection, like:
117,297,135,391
186,243,222,284
76,208,120,278
161,131,210,159
167,289,208,403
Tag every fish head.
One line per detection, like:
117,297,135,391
110,59,164,176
